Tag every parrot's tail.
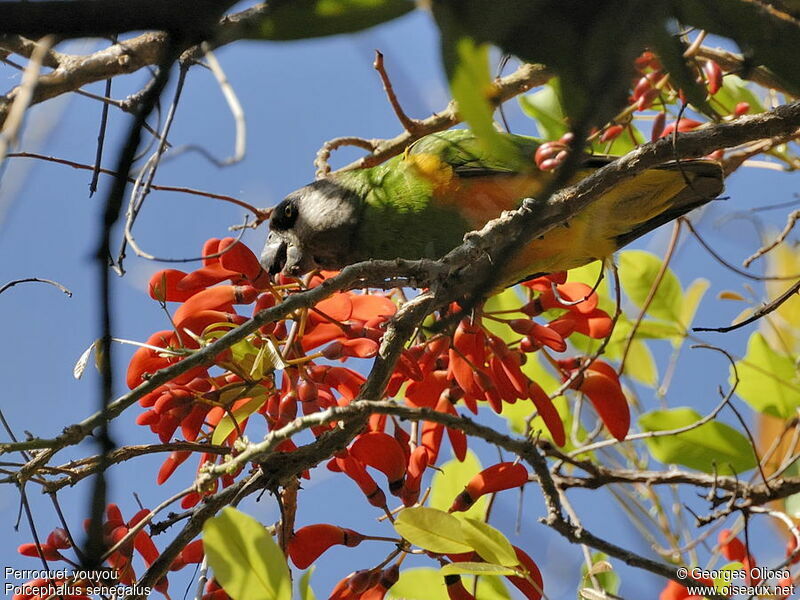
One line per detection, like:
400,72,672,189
613,159,724,249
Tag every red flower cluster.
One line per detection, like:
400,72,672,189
396,274,617,451
15,504,166,599
16,511,225,600
595,50,749,154
127,238,398,509
106,238,629,599
329,564,400,600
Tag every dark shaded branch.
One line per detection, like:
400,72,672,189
85,33,181,570
0,0,235,39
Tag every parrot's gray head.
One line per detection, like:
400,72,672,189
260,179,361,276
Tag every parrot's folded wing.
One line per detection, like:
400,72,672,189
612,159,723,248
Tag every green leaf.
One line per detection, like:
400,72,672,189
386,568,510,600
714,74,766,116
432,2,520,166
631,320,683,340
440,562,516,577
582,553,620,596
203,507,291,600
623,339,658,387
430,450,486,517
676,278,709,346
394,507,473,554
254,0,414,40
518,80,568,140
387,568,448,600
785,493,800,519
519,350,559,394
639,407,757,474
212,391,267,446
298,568,317,600
734,332,800,418
460,518,518,567
618,250,683,322
474,574,512,600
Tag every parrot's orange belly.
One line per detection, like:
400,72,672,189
433,164,692,283
436,171,615,281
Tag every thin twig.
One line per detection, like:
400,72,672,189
0,277,72,297
742,209,800,268
694,278,800,333
0,36,54,164
86,34,182,570
200,42,245,165
6,151,265,217
88,35,116,196
683,218,800,281
373,50,421,134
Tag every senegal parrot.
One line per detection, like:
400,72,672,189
260,129,723,286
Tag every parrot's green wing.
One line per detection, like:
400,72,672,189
405,128,542,176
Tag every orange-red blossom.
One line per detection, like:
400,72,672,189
449,462,529,512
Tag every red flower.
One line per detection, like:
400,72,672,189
559,359,630,441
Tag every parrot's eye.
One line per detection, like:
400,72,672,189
271,199,298,231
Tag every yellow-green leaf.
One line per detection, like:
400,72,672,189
618,250,683,322
203,507,291,600
582,553,619,595
734,332,800,418
299,568,316,600
394,507,473,554
623,339,658,387
386,568,448,600
448,39,518,166
483,286,527,341
677,278,709,344
212,391,267,446
460,518,518,567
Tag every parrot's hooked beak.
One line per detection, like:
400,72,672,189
260,231,288,275
260,230,318,276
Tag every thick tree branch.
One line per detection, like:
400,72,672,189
0,1,253,124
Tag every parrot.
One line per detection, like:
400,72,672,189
260,129,723,286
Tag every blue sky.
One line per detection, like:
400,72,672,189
0,8,798,599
